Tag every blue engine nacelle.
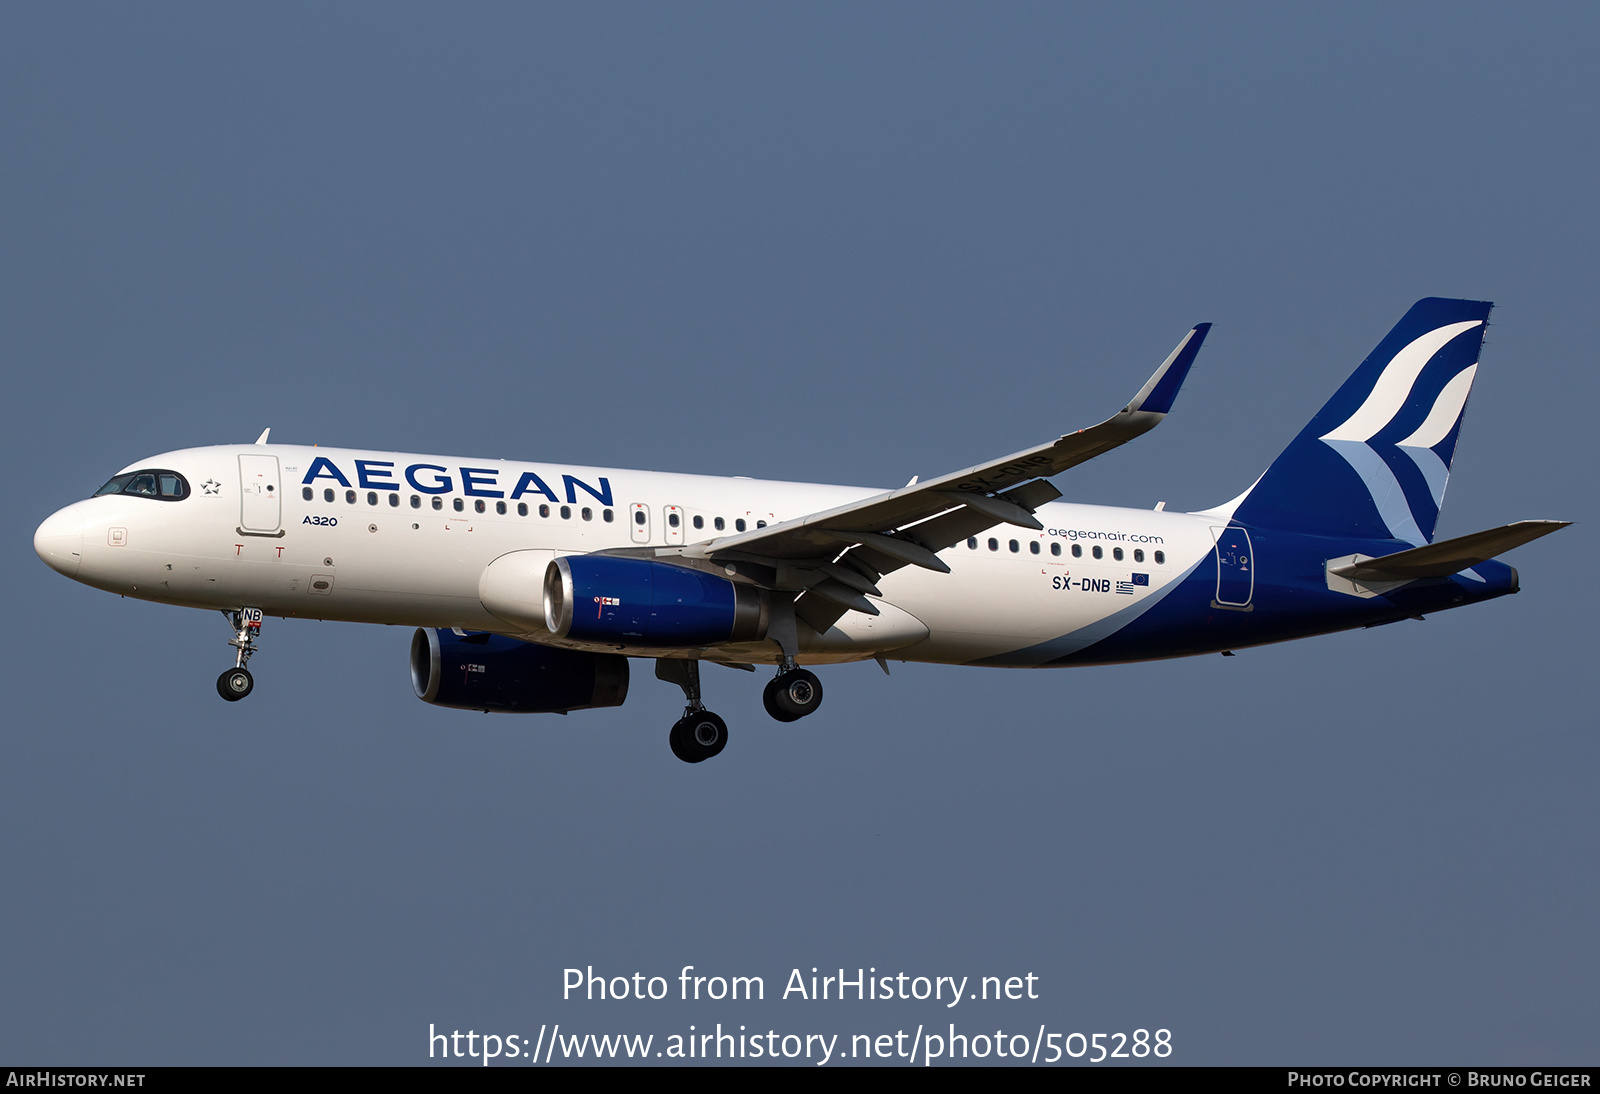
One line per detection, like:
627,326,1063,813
410,629,629,713
543,555,770,647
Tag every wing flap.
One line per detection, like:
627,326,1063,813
791,480,1068,634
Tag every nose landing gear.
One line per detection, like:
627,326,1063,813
216,608,262,702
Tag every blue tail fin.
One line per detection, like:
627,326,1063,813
1230,297,1493,544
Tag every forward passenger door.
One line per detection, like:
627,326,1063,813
238,455,282,534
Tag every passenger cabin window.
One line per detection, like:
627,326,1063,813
1092,545,1103,559
735,519,746,532
1154,550,1165,565
302,487,313,501
453,498,464,512
495,501,506,515
1008,540,1019,553
324,489,336,503
668,512,680,528
988,538,998,551
1050,543,1062,556
346,490,357,504
1113,547,1124,561
581,508,592,521
634,510,647,525
94,469,191,501
389,493,399,507
1071,544,1082,558
693,516,705,530
967,537,977,549
1133,548,1144,563
431,497,442,511
517,503,528,516
410,495,421,508
603,509,614,523
367,492,378,506
475,500,486,513
560,506,571,519
1029,541,1040,555
714,517,725,531
540,504,551,518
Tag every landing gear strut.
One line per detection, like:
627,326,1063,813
656,659,727,763
762,658,823,723
217,608,262,702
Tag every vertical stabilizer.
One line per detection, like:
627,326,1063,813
1230,298,1492,544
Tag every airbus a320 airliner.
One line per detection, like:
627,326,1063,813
34,298,1566,762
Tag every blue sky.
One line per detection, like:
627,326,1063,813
3,4,1593,1065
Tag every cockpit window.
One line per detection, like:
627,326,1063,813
93,474,134,497
93,469,190,501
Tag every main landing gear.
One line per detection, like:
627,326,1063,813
656,659,727,763
670,710,729,764
216,608,262,702
762,664,824,723
656,656,826,763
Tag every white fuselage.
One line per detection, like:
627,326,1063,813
39,444,1221,667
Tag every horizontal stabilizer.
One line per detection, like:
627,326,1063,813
1329,520,1569,582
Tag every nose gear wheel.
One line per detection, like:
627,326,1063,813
217,667,254,701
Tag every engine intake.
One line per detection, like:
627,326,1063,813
410,628,629,713
544,555,769,647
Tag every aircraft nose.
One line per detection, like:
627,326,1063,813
34,504,84,578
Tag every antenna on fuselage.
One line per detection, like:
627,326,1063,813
254,428,271,445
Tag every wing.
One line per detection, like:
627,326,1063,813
627,322,1210,631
